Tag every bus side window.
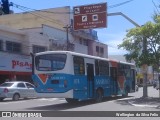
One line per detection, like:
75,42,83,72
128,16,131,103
99,60,109,76
73,56,85,75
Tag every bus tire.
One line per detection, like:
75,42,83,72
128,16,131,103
95,89,103,103
65,98,78,104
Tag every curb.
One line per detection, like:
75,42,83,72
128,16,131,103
128,101,158,108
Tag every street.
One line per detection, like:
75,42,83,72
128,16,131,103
0,86,160,111
0,86,160,120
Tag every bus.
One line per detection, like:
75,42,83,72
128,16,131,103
31,51,136,103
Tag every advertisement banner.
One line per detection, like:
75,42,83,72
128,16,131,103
0,52,32,72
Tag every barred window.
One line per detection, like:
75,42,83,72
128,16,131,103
33,45,46,53
6,41,21,53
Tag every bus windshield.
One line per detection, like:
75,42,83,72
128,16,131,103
35,54,66,71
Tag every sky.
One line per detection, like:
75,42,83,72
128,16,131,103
8,0,157,55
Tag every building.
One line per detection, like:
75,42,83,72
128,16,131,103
0,6,108,83
0,25,32,84
0,6,108,56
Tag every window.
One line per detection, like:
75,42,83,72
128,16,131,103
95,60,109,76
0,40,2,51
0,83,13,87
99,60,109,76
6,41,21,53
35,54,66,71
83,39,88,46
33,45,46,53
118,64,131,77
73,56,85,75
26,83,34,88
17,83,25,88
79,38,88,46
96,46,99,52
100,47,104,53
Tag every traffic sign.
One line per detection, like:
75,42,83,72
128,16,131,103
73,3,107,30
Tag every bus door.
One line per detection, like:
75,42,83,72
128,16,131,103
110,67,118,95
87,63,94,98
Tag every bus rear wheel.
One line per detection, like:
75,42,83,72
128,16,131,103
65,98,79,104
95,89,103,102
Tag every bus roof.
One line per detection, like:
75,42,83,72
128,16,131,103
35,51,135,66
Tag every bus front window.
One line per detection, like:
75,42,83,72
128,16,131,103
35,54,66,71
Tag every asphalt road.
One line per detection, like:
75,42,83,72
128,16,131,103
0,86,160,120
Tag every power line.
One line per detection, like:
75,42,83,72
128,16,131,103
10,2,65,26
10,2,71,14
10,0,135,15
8,1,134,52
152,0,160,14
108,0,135,9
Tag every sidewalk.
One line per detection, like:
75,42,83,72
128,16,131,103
128,97,160,108
128,86,160,108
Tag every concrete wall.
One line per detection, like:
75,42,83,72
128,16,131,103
22,28,50,53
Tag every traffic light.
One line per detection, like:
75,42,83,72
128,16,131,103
1,0,10,14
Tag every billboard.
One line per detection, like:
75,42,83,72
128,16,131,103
73,3,107,30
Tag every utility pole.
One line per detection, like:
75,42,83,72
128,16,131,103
63,25,71,51
142,36,148,98
108,12,148,97
1,0,10,14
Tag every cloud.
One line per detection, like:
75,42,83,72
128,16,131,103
97,31,128,55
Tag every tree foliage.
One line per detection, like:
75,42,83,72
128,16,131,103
118,15,160,70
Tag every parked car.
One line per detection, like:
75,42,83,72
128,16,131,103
156,81,160,90
0,81,36,101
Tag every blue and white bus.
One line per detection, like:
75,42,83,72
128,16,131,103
31,51,136,103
